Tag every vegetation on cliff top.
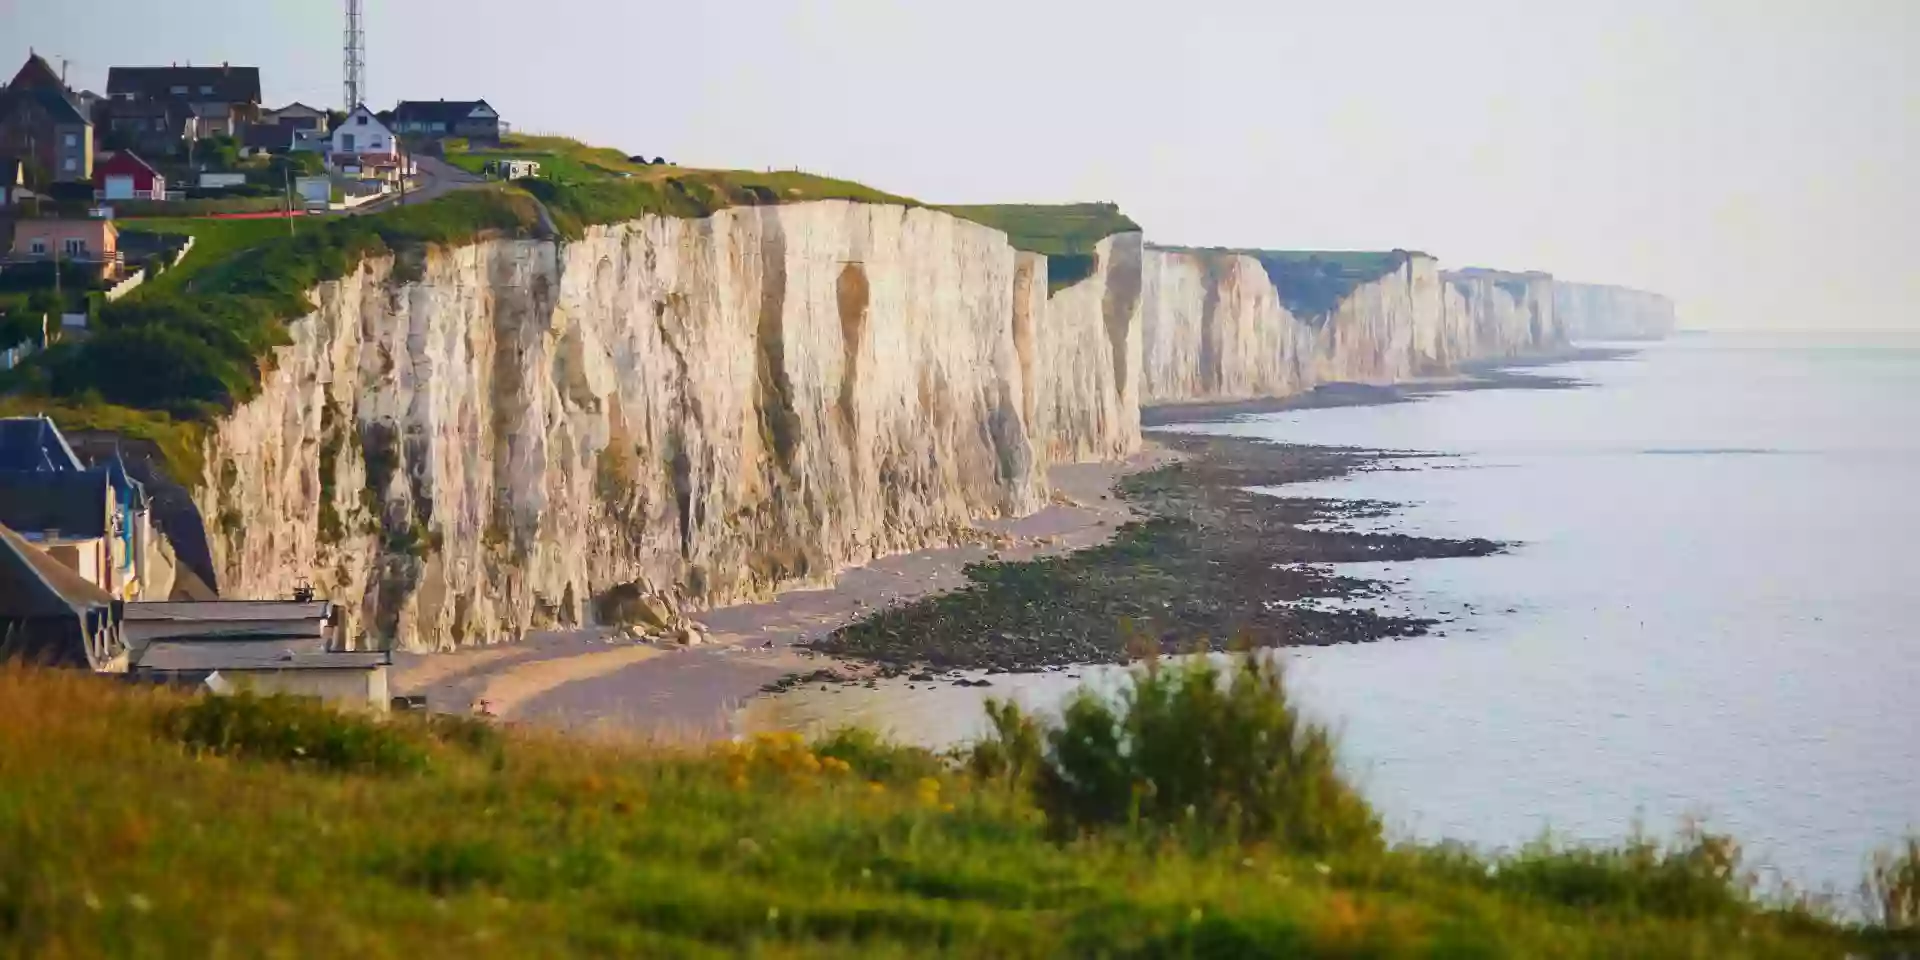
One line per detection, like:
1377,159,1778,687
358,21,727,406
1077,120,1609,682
940,202,1142,291
1,661,1909,957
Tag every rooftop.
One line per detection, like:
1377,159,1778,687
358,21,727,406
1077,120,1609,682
131,639,386,673
106,65,262,105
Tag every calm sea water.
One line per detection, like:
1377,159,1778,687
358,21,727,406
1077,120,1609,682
742,333,1920,892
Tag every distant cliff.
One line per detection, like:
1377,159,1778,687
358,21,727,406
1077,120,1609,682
1140,249,1568,404
1555,282,1677,340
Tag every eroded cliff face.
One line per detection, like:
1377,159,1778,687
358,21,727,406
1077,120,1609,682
1554,282,1676,340
196,202,1140,650
1014,233,1143,462
1438,269,1563,362
1140,248,1470,404
1139,250,1580,405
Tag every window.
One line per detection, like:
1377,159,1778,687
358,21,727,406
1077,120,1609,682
355,114,367,125
170,85,187,95
200,85,213,95
64,239,87,257
30,239,45,255
64,133,78,147
63,159,77,172
431,122,446,133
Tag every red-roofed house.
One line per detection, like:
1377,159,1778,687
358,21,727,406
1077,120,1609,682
94,150,165,200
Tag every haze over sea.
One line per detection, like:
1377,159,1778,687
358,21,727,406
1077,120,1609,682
746,332,1920,893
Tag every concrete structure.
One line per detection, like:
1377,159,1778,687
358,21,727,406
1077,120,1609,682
131,639,389,711
95,151,167,201
7,218,122,280
123,600,338,650
484,158,539,180
0,53,94,182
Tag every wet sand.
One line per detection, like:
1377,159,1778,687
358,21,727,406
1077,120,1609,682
390,448,1179,736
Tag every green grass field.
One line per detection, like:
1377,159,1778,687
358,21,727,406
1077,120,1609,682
0,663,1909,958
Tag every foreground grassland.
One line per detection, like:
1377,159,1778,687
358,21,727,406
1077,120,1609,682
0,663,1910,958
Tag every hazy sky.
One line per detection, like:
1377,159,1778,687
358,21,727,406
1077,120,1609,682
7,0,1916,330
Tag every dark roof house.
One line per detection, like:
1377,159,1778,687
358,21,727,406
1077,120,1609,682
107,65,262,106
0,416,85,472
0,55,94,182
0,471,111,540
389,99,501,142
0,522,123,669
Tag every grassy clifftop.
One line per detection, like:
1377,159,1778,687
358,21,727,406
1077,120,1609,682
940,203,1142,291
0,662,1910,957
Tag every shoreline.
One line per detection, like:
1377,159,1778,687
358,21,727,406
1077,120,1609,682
394,349,1618,735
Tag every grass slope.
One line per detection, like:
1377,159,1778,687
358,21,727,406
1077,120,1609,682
0,665,1907,958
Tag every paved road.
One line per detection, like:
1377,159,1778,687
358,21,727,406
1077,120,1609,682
348,154,486,215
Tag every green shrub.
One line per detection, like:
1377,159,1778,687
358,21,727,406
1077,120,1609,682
811,727,948,783
1865,836,1920,930
978,654,1381,851
1488,826,1755,919
965,698,1045,786
164,692,426,774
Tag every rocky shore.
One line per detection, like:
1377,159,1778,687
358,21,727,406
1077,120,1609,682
801,433,1502,673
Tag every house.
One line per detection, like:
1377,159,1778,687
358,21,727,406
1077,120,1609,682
0,417,157,600
328,105,411,184
7,218,123,280
129,640,390,711
329,105,396,160
0,52,95,182
102,98,195,158
259,102,328,133
290,128,327,153
106,64,261,139
94,151,166,201
0,470,117,593
0,522,125,671
239,122,295,157
388,99,502,144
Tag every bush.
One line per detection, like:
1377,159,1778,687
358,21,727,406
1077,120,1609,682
1865,836,1920,930
811,727,948,782
1489,825,1755,919
975,654,1381,851
164,692,427,774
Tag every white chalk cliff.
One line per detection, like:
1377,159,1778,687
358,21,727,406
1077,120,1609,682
195,202,1142,650
1554,281,1677,340
1140,249,1570,405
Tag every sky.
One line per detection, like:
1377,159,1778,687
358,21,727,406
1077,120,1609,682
5,0,1916,331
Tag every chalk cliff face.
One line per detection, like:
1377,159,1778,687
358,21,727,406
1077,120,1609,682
1554,282,1677,340
1139,250,1580,405
1015,233,1143,462
1439,268,1563,362
1140,248,1471,404
195,202,1141,650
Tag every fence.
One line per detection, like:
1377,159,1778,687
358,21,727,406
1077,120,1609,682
102,269,146,303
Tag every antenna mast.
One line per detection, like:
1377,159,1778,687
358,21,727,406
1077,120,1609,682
343,0,366,109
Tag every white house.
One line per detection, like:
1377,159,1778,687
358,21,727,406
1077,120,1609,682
329,104,396,165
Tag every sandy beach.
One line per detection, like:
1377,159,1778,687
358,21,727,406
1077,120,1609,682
390,447,1179,737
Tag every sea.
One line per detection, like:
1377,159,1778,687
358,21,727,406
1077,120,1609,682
742,332,1920,894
